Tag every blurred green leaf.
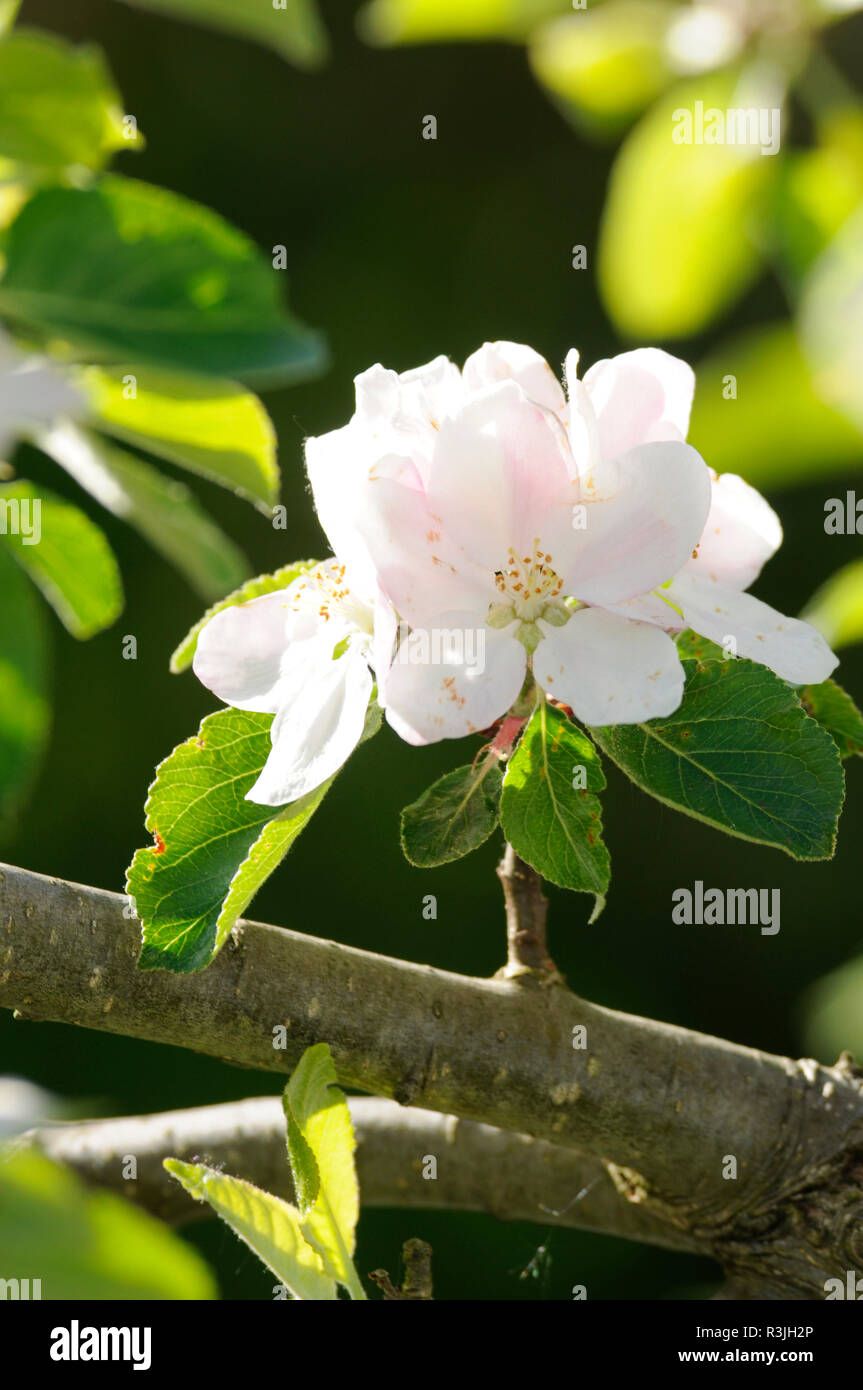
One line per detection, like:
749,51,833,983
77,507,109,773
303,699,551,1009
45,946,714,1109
358,0,566,45
1,478,122,638
164,1159,336,1299
111,0,329,67
799,679,863,758
0,542,49,825
401,757,503,867
501,700,609,916
592,658,844,860
801,559,863,650
41,424,250,602
0,1147,216,1299
0,2,21,33
800,200,863,436
83,363,278,509
599,71,778,337
283,1043,364,1299
801,953,863,1064
0,30,139,179
170,560,317,673
530,4,675,137
689,323,863,488
770,145,863,285
0,175,326,385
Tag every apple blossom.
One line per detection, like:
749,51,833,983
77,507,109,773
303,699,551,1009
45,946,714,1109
306,341,836,745
0,327,83,459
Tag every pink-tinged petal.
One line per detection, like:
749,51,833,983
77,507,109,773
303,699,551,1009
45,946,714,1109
370,586,399,706
463,341,566,415
384,620,525,745
567,441,711,606
687,472,782,590
426,381,576,570
193,589,295,713
535,608,686,725
353,356,464,486
583,348,695,459
350,452,496,626
247,644,373,805
305,421,381,599
671,573,839,684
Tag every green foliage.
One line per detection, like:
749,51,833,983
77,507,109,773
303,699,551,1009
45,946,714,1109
530,3,674,137
799,680,863,759
598,71,777,337
0,1146,216,1299
689,324,863,489
112,0,330,67
358,0,566,45
802,953,863,1064
591,658,844,861
400,756,503,866
282,1044,364,1298
166,1043,365,1300
0,175,326,383
164,1161,338,1300
802,559,863,650
0,543,49,826
127,708,332,973
0,478,122,638
501,700,609,916
800,201,863,436
41,424,250,602
82,363,279,510
170,560,318,672
0,29,139,180
127,700,380,972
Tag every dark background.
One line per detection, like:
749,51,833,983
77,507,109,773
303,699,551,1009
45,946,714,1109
4,0,862,1299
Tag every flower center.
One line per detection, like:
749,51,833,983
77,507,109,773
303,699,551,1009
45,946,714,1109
488,539,570,650
291,561,373,635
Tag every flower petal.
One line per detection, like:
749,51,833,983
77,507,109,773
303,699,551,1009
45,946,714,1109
688,472,782,590
247,643,373,805
463,341,566,415
535,607,686,724
426,380,577,570
567,441,711,605
193,589,296,713
582,348,695,459
671,573,839,684
384,619,525,745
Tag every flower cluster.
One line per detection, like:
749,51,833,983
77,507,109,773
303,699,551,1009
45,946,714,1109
194,342,837,805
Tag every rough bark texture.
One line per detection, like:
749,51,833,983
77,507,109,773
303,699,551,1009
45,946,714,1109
2,861,862,1298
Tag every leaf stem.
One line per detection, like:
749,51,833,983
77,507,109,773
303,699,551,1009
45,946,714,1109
495,841,562,984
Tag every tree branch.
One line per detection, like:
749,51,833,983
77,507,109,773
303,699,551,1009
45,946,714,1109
495,843,561,981
22,1096,702,1254
2,861,862,1296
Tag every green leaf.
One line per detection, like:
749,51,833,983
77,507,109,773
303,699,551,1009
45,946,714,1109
802,953,863,1065
127,700,380,972
127,708,330,972
0,175,326,384
401,757,503,867
164,1159,337,1300
1,478,123,638
599,71,777,337
675,629,727,663
689,323,863,490
1,1147,216,1299
40,424,250,602
530,4,675,138
500,700,609,915
591,658,844,860
112,0,330,68
358,0,565,45
799,680,863,759
170,559,318,673
82,363,278,510
0,541,50,825
0,2,21,34
800,202,863,437
801,559,863,650
283,1043,364,1299
0,30,141,179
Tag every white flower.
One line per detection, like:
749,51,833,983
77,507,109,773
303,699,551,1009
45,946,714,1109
0,328,83,460
193,561,390,806
306,341,837,745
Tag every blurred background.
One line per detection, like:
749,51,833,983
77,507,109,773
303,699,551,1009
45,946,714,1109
3,0,862,1298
